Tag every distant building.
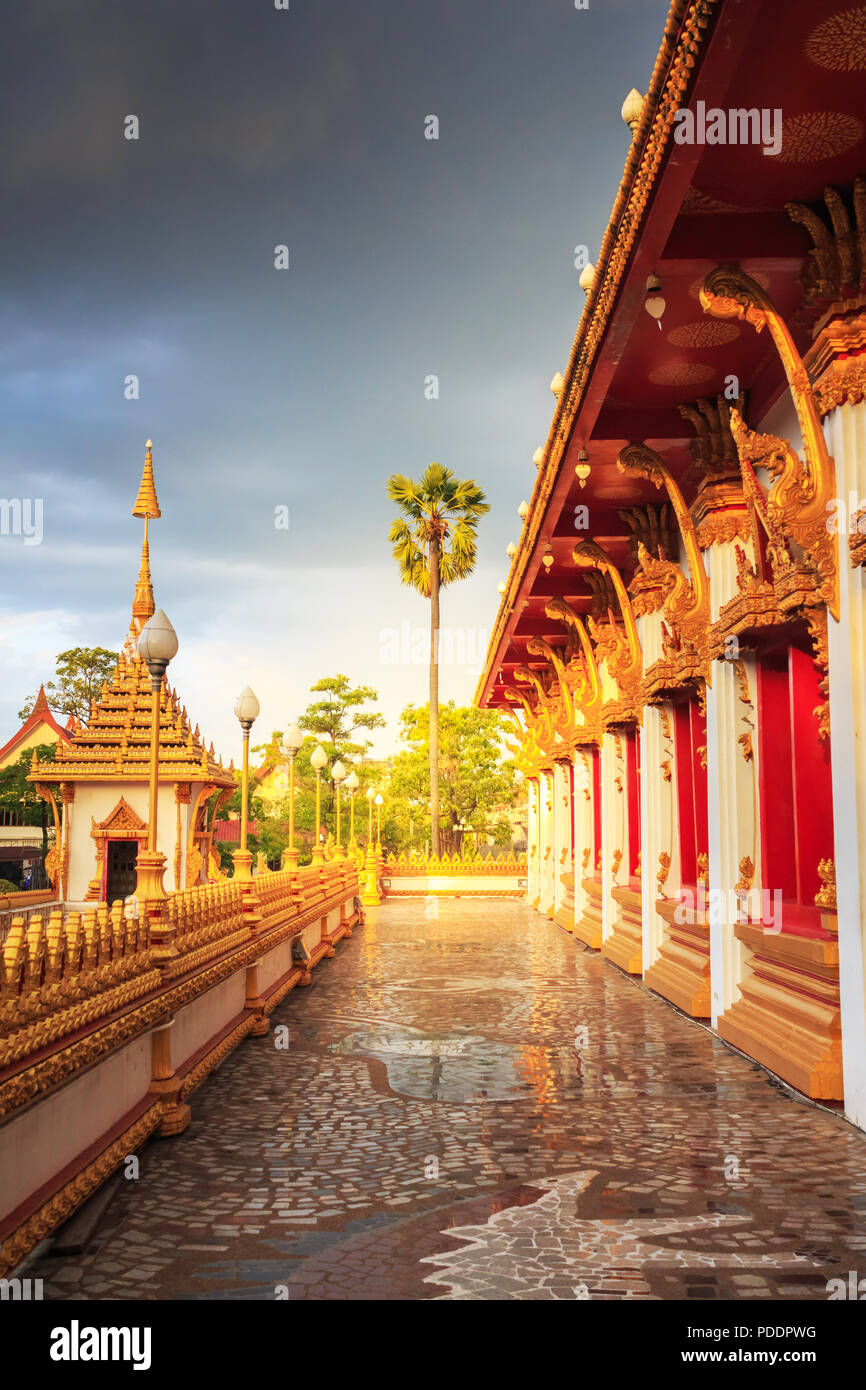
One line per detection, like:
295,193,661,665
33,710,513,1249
0,687,73,886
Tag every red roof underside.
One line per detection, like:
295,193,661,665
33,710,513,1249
483,0,866,707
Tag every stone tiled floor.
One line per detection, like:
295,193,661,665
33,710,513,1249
31,900,866,1299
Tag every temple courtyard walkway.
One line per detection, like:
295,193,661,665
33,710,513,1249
31,900,866,1300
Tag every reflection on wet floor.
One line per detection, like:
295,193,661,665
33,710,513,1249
27,899,866,1301
330,1024,583,1102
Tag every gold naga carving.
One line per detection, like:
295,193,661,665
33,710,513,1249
513,666,554,741
543,598,604,735
525,638,574,728
617,442,711,656
700,264,839,619
611,848,623,882
678,393,744,479
786,177,866,320
619,503,676,564
503,687,543,775
573,539,643,700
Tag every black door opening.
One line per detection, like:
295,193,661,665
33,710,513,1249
106,839,139,903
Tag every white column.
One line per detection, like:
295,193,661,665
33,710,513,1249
526,777,541,908
600,732,624,942
825,399,866,1128
640,704,676,971
573,750,593,925
539,768,556,916
705,648,759,1026
553,761,569,916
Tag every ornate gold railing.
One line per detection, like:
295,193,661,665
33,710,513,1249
0,859,359,1098
382,850,527,876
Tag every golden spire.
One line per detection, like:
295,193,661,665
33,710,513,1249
129,440,161,646
133,439,161,520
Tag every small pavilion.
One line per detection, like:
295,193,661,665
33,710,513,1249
29,444,235,903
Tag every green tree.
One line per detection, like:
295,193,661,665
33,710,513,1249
299,674,385,762
18,647,118,723
243,675,386,865
0,743,58,881
382,703,515,857
386,464,489,854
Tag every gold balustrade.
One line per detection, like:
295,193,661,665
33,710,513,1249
0,858,360,1104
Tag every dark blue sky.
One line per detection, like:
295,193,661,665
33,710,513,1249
0,0,664,756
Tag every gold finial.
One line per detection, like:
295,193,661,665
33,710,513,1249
129,440,160,643
133,440,161,519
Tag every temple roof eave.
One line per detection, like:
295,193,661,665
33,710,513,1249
475,0,722,709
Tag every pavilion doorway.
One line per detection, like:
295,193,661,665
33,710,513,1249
106,839,139,903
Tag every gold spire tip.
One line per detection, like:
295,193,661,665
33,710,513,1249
132,440,161,520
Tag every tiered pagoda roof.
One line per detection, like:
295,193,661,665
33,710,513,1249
28,442,234,789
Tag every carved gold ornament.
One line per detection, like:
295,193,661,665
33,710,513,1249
574,538,643,716
697,853,709,889
618,442,711,654
815,858,837,911
484,0,721,703
787,178,866,312
657,852,672,891
700,266,839,617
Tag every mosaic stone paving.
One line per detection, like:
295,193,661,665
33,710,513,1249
30,900,866,1300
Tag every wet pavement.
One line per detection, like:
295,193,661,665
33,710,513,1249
31,899,866,1300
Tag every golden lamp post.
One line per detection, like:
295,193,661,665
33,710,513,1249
362,785,380,906
232,686,260,880
375,791,383,848
345,769,360,850
331,760,347,857
135,609,178,902
311,743,328,862
284,720,303,866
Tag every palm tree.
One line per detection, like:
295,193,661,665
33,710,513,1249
387,463,490,855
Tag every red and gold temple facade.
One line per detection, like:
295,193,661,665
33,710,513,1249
476,0,866,1127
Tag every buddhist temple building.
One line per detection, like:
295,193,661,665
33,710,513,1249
476,0,866,1130
0,686,73,773
0,690,73,887
27,444,235,903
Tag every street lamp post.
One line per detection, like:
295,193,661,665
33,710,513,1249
332,760,347,857
284,720,303,866
135,609,178,902
232,686,260,880
375,792,383,848
345,770,360,850
362,786,380,906
311,744,328,862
